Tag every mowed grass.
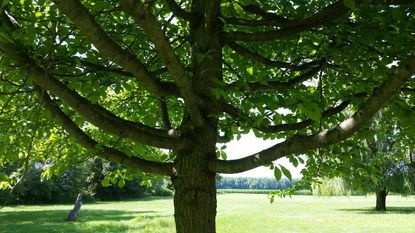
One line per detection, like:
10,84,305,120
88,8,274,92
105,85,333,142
1,194,415,233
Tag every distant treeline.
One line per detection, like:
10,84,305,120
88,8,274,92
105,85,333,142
216,176,297,190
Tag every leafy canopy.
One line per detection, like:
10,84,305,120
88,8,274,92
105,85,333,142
0,0,414,189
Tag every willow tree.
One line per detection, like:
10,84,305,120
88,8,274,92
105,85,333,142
0,0,415,232
305,115,415,212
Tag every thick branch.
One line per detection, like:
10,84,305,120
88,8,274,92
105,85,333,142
227,42,322,71
120,0,205,127
225,0,415,42
228,1,348,28
209,56,415,173
53,0,174,96
36,88,174,176
225,1,349,42
0,40,182,149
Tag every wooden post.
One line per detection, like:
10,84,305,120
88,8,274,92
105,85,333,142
66,193,83,221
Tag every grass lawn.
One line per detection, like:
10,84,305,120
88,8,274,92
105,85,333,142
1,194,415,233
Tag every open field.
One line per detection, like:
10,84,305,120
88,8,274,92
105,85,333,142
1,194,415,233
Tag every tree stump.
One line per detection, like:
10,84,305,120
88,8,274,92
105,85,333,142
66,193,83,221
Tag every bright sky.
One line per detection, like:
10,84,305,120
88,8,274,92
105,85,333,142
219,132,305,179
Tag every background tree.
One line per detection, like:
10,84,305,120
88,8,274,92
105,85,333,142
305,109,415,211
0,157,173,205
0,1,415,232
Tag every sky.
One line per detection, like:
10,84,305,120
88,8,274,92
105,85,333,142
219,132,305,179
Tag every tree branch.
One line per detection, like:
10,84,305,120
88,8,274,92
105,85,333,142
228,1,349,28
236,2,291,22
256,100,351,133
223,17,292,27
224,0,415,42
224,1,350,42
164,0,195,20
226,64,323,93
36,87,175,176
401,87,415,93
77,60,177,91
222,95,355,134
159,97,172,129
120,0,205,127
209,56,415,173
53,0,175,96
0,40,183,149
227,42,322,71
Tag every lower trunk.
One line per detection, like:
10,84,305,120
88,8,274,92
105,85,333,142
375,188,387,211
172,125,217,233
173,171,216,233
66,193,82,221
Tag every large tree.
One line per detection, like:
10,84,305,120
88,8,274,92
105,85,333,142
0,0,415,232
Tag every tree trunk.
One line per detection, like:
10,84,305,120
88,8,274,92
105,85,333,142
172,125,217,233
171,1,221,232
173,164,217,233
66,193,83,221
375,188,387,211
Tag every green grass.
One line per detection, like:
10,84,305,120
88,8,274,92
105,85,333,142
1,194,415,233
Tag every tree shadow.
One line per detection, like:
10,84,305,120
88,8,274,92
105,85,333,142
87,195,173,204
0,208,171,233
337,206,415,215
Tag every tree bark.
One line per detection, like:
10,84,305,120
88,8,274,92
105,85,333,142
170,1,222,231
172,125,217,233
375,188,387,211
66,193,83,221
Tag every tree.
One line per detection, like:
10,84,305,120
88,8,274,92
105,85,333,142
305,110,415,211
0,0,414,232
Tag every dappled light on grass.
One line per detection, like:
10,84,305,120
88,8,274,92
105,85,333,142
0,208,175,233
0,198,175,233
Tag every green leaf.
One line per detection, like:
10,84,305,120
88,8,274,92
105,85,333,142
290,156,299,168
280,165,292,180
246,67,253,75
0,181,10,190
274,167,282,180
118,178,125,188
220,150,227,160
0,173,10,189
344,0,355,9
101,176,111,187
269,194,275,204
0,173,8,181
303,102,322,122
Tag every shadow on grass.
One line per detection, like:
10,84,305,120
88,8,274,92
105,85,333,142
0,208,171,233
337,206,415,215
